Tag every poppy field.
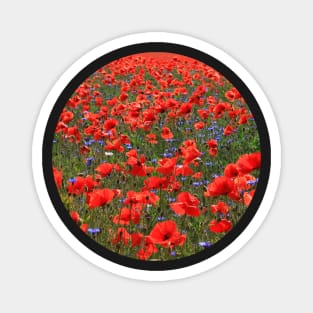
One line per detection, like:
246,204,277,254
52,52,261,261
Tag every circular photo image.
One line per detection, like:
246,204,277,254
34,33,280,280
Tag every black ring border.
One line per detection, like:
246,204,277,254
42,42,271,271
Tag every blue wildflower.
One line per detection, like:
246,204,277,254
88,228,101,234
199,241,212,248
157,216,166,221
163,152,173,158
86,157,94,167
192,182,202,187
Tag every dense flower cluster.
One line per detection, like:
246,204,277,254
52,52,261,260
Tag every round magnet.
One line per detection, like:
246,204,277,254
32,33,280,281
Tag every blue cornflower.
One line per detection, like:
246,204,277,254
68,177,77,183
171,251,177,257
84,139,95,146
163,152,173,158
157,216,166,221
192,182,202,187
247,178,259,186
199,241,212,248
86,157,94,167
88,228,101,234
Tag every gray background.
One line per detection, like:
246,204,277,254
1,1,312,312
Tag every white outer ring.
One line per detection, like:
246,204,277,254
32,32,281,281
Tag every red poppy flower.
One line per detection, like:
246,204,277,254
80,223,88,233
234,174,255,192
180,140,202,164
55,121,68,133
53,167,62,189
107,97,118,106
66,126,81,143
142,176,168,190
236,152,261,174
104,118,118,131
161,127,174,140
127,152,153,177
224,124,234,136
244,190,256,206
204,176,235,197
170,192,201,216
207,139,218,148
192,171,203,179
209,147,218,157
179,102,192,115
119,92,128,102
67,177,85,195
60,110,74,123
112,228,131,245
224,163,239,178
104,139,124,152
175,164,194,176
194,121,205,130
124,190,159,206
70,211,80,223
95,163,114,177
119,134,130,144
126,148,138,159
210,201,230,214
136,236,158,260
198,109,210,119
146,133,158,144
83,175,97,191
67,176,96,195
225,87,241,102
149,220,186,248
86,188,115,209
213,103,226,119
80,145,90,154
238,114,248,125
131,232,144,247
112,208,141,225
209,219,232,233
157,157,177,176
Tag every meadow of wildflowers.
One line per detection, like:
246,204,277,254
52,52,261,261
